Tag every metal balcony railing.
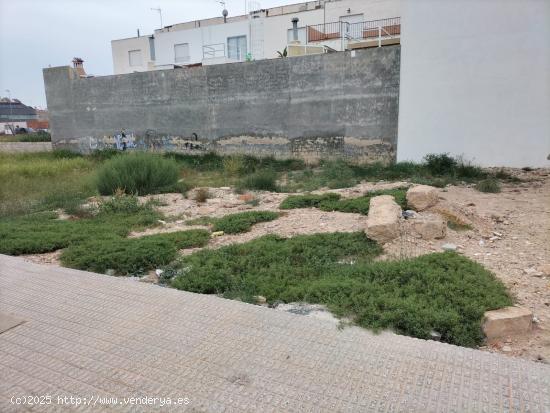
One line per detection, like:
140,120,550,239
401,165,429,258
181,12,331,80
306,17,401,45
203,43,226,59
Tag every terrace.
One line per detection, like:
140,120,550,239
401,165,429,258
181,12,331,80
292,17,401,51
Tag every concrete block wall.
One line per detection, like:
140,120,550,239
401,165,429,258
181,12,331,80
44,46,400,163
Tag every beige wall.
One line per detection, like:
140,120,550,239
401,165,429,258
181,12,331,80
111,36,154,75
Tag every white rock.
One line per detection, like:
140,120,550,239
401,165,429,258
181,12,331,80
406,185,439,211
482,307,533,341
441,243,457,252
365,195,402,244
410,213,447,240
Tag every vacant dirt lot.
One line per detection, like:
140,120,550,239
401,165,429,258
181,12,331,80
23,169,550,362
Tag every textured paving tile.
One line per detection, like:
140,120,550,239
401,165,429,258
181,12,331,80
0,254,549,412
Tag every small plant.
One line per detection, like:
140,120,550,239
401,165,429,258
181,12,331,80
277,47,288,58
475,178,501,193
212,211,279,234
99,191,145,214
96,152,180,196
280,193,341,209
447,220,473,231
194,188,210,203
237,169,278,192
246,198,260,207
222,155,246,177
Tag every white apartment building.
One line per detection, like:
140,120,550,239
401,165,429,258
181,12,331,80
111,0,400,74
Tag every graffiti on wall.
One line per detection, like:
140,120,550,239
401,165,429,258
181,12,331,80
88,130,210,153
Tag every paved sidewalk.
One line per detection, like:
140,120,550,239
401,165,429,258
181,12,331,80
1,254,549,412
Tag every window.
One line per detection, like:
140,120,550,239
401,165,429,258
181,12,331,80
227,35,247,60
128,49,142,67
174,43,190,63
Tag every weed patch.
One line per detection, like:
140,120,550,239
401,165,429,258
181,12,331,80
96,152,180,195
0,198,160,256
167,233,511,346
212,211,279,234
185,211,279,233
280,189,407,215
237,170,278,192
193,188,210,203
475,179,501,193
280,193,341,209
61,230,209,275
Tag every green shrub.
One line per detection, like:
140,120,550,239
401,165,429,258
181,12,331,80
237,169,278,192
168,233,511,346
99,193,147,214
96,152,180,195
213,211,279,234
423,153,458,175
61,230,209,275
475,178,501,193
279,193,341,209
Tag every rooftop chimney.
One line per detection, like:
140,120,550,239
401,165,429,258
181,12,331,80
292,18,299,42
72,57,87,77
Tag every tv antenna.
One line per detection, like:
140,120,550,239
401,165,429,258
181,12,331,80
151,7,163,28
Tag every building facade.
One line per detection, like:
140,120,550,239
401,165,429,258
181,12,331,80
0,98,38,134
111,0,400,74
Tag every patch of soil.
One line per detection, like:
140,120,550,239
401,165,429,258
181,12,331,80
22,250,62,266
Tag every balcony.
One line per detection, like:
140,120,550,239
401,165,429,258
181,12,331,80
302,17,401,51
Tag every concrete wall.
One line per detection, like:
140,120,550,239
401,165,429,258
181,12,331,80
44,46,400,163
398,0,550,167
0,142,52,153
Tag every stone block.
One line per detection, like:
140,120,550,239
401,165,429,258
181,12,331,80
482,306,533,341
406,185,439,211
365,195,402,244
411,213,447,239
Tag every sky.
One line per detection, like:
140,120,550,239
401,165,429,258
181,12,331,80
0,0,292,108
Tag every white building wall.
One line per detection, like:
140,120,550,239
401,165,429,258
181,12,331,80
154,20,250,67
397,0,550,167
262,8,324,59
324,0,400,22
111,36,154,75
